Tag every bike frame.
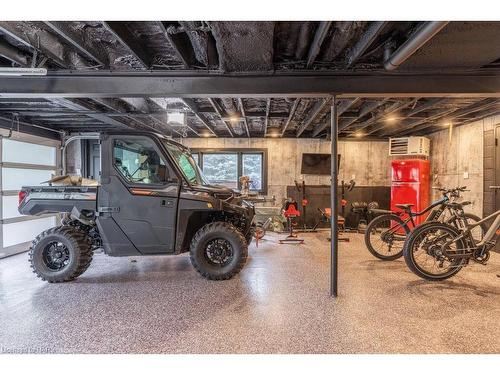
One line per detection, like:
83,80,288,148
444,208,500,249
385,196,449,235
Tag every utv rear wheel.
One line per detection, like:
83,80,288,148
190,222,248,280
29,226,93,283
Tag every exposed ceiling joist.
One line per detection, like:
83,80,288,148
43,22,106,67
403,99,499,135
182,98,217,136
238,98,250,138
46,98,131,130
208,98,235,137
263,98,271,136
102,22,151,69
346,22,387,67
91,97,177,135
296,98,330,137
123,98,189,137
377,98,448,136
158,22,196,69
281,98,300,136
339,99,389,131
312,97,360,137
0,40,28,66
0,21,69,68
306,22,332,68
363,99,420,136
431,107,500,132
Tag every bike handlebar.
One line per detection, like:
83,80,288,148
431,186,469,195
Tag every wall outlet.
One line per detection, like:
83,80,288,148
351,174,356,180
463,171,469,179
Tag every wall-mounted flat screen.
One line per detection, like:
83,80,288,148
301,153,337,175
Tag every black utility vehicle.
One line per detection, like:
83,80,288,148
18,132,255,283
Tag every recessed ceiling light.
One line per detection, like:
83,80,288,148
354,131,365,138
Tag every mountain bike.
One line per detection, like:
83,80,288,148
364,187,487,260
403,200,499,280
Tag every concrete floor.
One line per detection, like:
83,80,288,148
0,232,499,354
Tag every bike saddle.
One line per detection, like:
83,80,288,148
395,203,414,211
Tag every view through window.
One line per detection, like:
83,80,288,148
192,150,266,192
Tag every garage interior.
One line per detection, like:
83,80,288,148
0,21,500,354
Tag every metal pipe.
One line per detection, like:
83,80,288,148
384,21,449,71
330,96,339,297
346,22,387,67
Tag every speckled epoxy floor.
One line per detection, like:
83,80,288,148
0,231,499,354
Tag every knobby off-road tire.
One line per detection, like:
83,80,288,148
190,222,248,280
364,214,410,261
29,226,93,283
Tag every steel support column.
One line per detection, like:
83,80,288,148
330,97,339,298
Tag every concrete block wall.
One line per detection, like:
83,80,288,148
429,114,500,217
181,138,391,205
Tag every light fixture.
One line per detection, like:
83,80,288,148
385,115,398,123
354,131,365,138
166,112,186,126
0,67,47,76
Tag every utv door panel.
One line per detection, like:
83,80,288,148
98,135,180,255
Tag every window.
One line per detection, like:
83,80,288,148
191,149,267,193
202,153,238,189
113,138,172,185
2,138,56,165
242,154,263,191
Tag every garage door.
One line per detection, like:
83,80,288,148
0,135,60,258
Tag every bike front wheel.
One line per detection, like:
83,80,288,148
403,222,467,281
364,214,410,261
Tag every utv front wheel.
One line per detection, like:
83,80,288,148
29,226,93,283
190,222,248,280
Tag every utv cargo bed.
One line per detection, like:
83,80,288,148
18,185,97,216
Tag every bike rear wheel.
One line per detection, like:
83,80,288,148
403,222,467,281
365,214,410,260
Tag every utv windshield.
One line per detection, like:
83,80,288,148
163,141,209,186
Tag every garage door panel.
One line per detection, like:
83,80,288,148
2,216,57,248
